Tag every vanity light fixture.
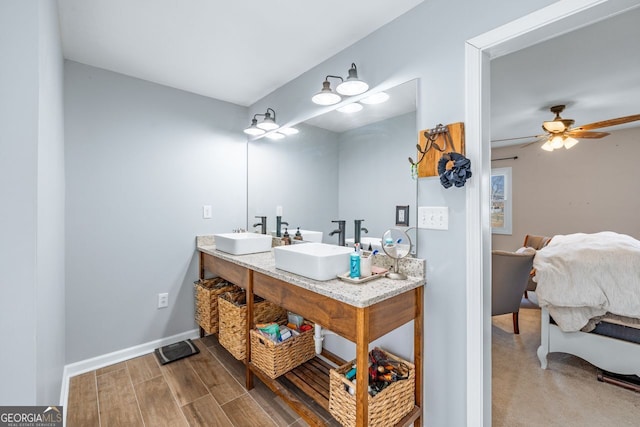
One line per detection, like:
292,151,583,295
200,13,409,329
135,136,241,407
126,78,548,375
312,76,343,105
337,102,363,113
335,63,369,96
312,63,369,105
244,118,266,136
256,108,278,131
360,91,390,105
244,108,279,135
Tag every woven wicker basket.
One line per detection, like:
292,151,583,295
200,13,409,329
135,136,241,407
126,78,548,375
329,350,415,427
250,323,316,379
218,293,287,361
194,278,238,335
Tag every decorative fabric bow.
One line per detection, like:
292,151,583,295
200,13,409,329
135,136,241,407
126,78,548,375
438,152,472,188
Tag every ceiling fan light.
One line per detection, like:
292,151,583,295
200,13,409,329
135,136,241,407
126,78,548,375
541,140,554,151
312,80,342,105
550,135,564,149
543,121,567,133
563,137,579,149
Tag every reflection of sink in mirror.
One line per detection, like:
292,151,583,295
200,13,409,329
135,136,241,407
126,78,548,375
345,237,383,252
214,232,272,255
271,229,323,243
274,242,353,281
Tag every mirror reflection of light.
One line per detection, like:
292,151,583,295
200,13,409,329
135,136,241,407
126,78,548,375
265,132,286,140
337,103,363,113
360,92,390,105
279,127,299,135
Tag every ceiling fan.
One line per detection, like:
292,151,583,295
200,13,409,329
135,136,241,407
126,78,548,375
493,105,640,151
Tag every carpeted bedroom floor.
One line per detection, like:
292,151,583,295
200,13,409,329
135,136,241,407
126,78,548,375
492,296,640,426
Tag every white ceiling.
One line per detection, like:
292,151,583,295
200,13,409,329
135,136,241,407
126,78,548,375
491,7,640,148
57,0,423,107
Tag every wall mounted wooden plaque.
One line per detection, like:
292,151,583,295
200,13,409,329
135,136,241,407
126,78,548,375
417,122,465,178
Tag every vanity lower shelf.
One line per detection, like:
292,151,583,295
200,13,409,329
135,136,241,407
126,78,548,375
282,356,333,410
249,357,332,426
250,353,421,427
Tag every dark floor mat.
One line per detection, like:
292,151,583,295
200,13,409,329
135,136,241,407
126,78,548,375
154,339,200,365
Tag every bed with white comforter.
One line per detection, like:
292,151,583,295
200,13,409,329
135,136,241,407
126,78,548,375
534,232,640,375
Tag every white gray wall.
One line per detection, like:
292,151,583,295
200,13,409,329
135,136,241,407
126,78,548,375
0,0,66,404
64,61,248,362
36,0,66,405
492,126,640,251
249,1,555,424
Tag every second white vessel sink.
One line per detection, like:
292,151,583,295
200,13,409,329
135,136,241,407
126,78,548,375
274,242,353,281
214,232,272,255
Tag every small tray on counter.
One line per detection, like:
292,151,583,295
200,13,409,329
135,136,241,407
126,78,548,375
337,270,386,284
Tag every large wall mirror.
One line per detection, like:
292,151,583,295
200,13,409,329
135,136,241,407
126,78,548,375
247,79,418,246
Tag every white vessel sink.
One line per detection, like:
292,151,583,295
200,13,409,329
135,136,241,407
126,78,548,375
273,229,323,243
274,242,353,281
346,237,383,252
214,232,272,255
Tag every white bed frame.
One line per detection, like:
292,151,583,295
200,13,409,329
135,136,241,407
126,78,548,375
537,307,640,376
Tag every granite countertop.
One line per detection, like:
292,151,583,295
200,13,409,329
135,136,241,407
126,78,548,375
196,235,426,308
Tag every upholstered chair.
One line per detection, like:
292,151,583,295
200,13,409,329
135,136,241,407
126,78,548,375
492,249,535,334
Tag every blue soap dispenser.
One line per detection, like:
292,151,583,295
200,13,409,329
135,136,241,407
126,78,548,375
350,244,361,278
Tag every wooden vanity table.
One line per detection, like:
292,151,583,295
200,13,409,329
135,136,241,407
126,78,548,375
198,240,424,427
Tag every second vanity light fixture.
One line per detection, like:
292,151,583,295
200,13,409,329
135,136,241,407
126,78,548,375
244,107,298,139
244,107,278,136
311,63,369,106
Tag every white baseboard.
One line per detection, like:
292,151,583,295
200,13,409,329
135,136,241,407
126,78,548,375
59,329,199,409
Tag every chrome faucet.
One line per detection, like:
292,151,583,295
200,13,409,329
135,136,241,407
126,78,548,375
329,220,346,246
253,216,267,234
276,216,289,237
354,219,368,246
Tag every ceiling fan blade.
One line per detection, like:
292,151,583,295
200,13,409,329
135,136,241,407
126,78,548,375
566,130,610,139
491,135,540,143
573,114,640,131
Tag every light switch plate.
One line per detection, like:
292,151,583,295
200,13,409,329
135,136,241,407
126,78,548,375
418,206,449,230
203,205,212,219
158,293,168,308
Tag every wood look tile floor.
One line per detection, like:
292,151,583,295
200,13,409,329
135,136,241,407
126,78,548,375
66,336,340,427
